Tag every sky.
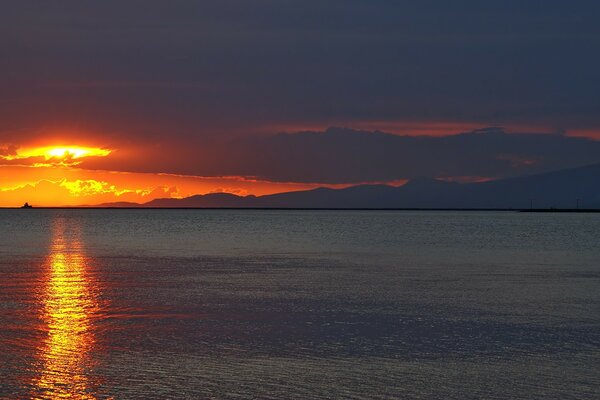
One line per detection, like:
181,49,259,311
1,1,599,206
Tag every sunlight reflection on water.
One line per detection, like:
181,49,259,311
31,217,100,399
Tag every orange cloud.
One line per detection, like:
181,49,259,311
0,165,346,207
0,178,178,206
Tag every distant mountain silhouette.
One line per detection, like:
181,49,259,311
145,193,258,208
97,162,600,209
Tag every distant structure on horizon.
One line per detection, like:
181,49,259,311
21,202,33,209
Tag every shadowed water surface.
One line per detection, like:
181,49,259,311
0,210,599,399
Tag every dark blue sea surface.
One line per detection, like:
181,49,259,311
0,209,599,399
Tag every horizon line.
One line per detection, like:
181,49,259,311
3,207,600,213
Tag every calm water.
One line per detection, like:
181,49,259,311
0,209,599,399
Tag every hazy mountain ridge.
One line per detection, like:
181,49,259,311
97,162,600,209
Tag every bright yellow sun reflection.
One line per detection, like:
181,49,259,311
31,217,100,399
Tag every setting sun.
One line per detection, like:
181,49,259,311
45,146,110,160
3,146,111,161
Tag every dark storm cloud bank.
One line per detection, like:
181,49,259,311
81,127,600,184
1,1,600,139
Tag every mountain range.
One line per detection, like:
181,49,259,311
97,162,600,209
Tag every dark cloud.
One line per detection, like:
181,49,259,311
1,1,600,143
80,127,600,183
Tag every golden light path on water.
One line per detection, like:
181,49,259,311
31,217,100,399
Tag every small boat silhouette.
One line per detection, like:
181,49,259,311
21,202,33,209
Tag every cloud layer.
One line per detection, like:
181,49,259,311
1,1,600,145
78,127,600,184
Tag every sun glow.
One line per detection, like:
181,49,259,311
2,145,111,163
44,146,109,159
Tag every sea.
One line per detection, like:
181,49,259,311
0,209,599,399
